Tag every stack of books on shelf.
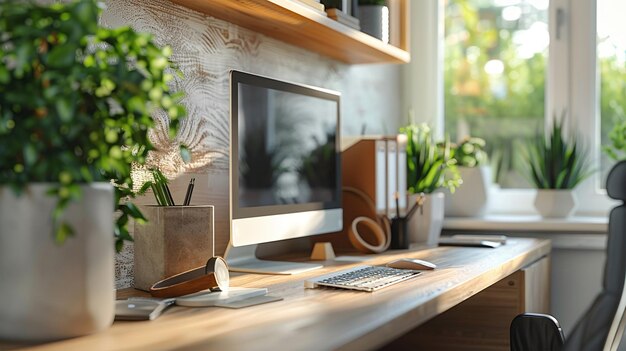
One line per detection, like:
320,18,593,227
293,0,327,16
326,8,360,30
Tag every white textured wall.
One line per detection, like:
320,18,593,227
101,0,402,288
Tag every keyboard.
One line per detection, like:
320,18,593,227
304,265,422,292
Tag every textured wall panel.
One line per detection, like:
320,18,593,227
102,0,402,288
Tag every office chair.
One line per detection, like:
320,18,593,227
510,161,626,351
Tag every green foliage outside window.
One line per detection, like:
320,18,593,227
445,0,626,187
444,0,546,188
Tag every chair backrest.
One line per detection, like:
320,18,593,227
565,161,626,351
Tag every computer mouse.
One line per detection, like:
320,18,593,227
386,258,437,270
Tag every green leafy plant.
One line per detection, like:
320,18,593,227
603,117,626,161
146,169,175,206
0,0,186,250
401,124,461,194
526,117,592,189
452,137,488,167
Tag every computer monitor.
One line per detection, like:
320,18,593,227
226,70,342,275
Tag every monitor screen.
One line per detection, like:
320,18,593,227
231,71,341,221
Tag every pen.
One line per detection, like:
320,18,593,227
183,178,195,206
405,193,425,219
165,183,175,206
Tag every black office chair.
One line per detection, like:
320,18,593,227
510,161,626,351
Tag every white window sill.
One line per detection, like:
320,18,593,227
443,214,608,234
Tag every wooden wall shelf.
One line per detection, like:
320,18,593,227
170,0,410,64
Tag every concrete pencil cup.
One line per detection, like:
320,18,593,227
134,205,215,291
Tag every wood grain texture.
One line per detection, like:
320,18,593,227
9,238,551,351
169,0,410,64
387,257,551,351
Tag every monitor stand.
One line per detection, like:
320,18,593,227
224,244,323,275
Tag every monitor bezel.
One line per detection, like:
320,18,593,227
229,70,342,220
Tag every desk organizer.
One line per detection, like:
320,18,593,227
134,205,214,291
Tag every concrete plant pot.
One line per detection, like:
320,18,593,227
534,189,577,218
0,183,115,341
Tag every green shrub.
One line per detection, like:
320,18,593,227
0,0,187,250
603,117,626,161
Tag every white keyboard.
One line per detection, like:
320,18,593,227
304,265,422,292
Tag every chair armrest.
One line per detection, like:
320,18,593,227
510,313,565,351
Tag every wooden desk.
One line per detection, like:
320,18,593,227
8,238,550,351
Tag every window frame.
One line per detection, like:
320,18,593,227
407,0,617,216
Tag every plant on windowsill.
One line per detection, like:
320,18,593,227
526,116,592,218
445,137,492,217
400,123,460,245
0,0,186,341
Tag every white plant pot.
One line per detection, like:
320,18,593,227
534,189,577,218
445,166,491,217
407,192,445,246
0,183,115,341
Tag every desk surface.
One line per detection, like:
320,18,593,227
15,238,550,351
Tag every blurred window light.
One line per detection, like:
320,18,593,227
502,6,522,21
528,0,549,11
494,0,521,7
485,59,505,75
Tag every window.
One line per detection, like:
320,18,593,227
440,0,620,214
444,0,548,188
598,0,626,184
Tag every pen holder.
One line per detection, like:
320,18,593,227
390,217,410,250
134,205,215,291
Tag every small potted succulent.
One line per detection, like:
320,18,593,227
400,123,460,245
527,117,592,217
446,137,491,217
0,0,185,341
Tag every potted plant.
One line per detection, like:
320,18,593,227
527,117,592,217
0,0,185,341
400,124,460,245
357,0,389,43
445,137,491,217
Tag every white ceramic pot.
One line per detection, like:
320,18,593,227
358,5,389,43
534,189,577,218
0,183,115,341
407,192,445,246
445,166,491,217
